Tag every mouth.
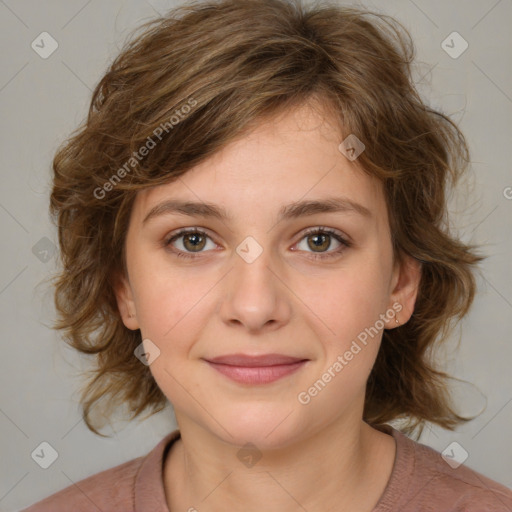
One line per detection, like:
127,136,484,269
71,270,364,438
203,353,309,385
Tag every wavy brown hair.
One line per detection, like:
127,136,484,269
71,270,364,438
49,0,484,438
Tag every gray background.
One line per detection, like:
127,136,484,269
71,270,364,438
1,0,511,509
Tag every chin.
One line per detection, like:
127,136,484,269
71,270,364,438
210,404,308,451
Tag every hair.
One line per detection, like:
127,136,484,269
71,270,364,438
49,0,484,439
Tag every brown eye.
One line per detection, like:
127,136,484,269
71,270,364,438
307,232,331,252
295,227,351,260
164,229,216,259
182,232,207,252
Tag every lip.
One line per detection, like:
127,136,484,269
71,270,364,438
205,353,307,366
203,353,309,385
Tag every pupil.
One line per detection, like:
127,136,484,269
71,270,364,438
310,233,329,252
185,233,205,251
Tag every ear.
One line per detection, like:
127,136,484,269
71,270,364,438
112,271,140,331
388,253,422,328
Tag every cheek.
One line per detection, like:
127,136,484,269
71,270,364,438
310,258,391,340
133,270,211,404
298,271,390,410
128,257,203,340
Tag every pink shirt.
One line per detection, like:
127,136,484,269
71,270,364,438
21,423,512,511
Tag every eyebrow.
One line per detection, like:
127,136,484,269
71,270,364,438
142,196,372,225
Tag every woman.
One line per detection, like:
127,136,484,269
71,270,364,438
22,0,512,510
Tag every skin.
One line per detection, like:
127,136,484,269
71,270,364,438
114,99,421,512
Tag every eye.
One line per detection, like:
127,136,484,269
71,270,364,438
163,226,351,261
164,228,217,259
294,227,351,260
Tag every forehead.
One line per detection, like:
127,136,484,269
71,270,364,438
132,101,386,224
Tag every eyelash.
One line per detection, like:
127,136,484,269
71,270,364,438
163,227,351,261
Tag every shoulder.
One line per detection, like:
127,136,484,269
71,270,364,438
19,455,144,512
417,450,512,511
373,424,512,512
20,430,180,512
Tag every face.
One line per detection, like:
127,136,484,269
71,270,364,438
115,100,421,449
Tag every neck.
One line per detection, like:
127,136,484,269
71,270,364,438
163,413,396,512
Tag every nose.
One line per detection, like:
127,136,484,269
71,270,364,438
218,241,292,334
